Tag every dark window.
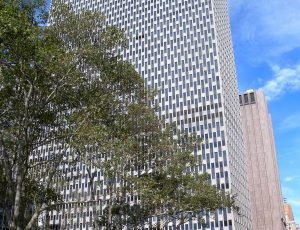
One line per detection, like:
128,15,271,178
244,94,249,104
239,95,242,105
250,92,255,103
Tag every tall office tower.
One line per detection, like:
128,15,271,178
49,0,252,229
240,89,285,230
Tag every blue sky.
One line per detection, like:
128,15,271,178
229,0,300,223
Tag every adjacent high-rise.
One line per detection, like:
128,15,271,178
240,89,285,230
50,0,252,229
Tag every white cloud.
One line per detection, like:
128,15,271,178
280,112,300,130
285,177,295,182
229,0,300,60
262,63,300,100
285,176,300,182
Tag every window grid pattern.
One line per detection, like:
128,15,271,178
213,0,251,229
48,0,252,229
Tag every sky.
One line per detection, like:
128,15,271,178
229,0,300,224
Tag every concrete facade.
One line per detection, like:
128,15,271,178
49,0,252,229
240,89,285,230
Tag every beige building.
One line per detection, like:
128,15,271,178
285,203,295,222
240,89,285,230
284,202,300,230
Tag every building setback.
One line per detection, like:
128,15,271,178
240,89,285,230
49,0,252,229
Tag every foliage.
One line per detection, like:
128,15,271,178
0,0,139,228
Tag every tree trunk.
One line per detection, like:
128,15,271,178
108,205,112,230
10,164,23,230
24,208,40,230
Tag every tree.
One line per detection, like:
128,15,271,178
72,121,237,229
0,0,238,229
136,135,238,229
0,0,140,228
0,0,78,228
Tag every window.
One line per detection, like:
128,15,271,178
250,92,255,103
244,94,249,104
